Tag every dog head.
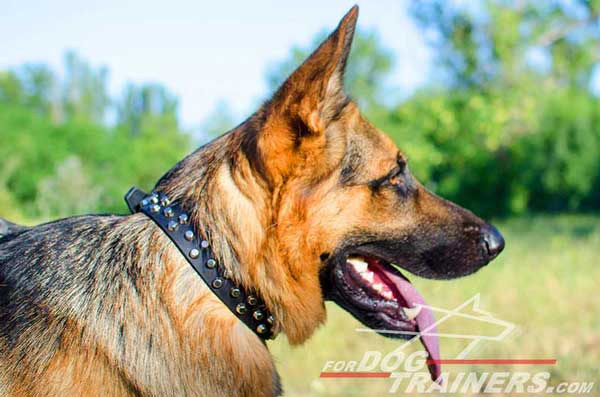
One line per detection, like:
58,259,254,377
234,4,504,346
159,6,504,368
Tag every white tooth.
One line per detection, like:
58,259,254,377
382,291,394,300
361,272,374,283
403,305,422,320
347,257,368,272
373,283,384,292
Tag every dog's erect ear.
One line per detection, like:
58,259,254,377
265,6,358,135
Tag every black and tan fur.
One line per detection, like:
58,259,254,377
0,7,504,396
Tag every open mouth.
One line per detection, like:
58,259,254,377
327,254,441,381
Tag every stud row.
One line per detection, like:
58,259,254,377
142,192,274,337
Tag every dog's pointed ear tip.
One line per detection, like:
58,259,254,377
348,5,360,18
341,5,360,27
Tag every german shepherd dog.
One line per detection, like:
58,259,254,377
0,6,504,396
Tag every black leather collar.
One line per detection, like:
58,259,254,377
125,187,275,340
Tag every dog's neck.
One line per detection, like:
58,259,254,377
154,120,328,344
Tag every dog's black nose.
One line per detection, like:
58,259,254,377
481,224,505,259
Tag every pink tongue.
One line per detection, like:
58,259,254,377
384,270,441,382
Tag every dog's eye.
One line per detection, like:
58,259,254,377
388,173,403,187
383,168,410,196
368,160,410,196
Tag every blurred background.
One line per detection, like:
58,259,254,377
1,0,598,395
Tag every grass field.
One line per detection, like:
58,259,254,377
270,215,600,396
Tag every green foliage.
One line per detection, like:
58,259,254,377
36,156,102,218
0,53,190,220
62,51,110,123
117,82,179,136
398,0,600,216
517,89,600,212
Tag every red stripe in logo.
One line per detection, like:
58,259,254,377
426,359,557,365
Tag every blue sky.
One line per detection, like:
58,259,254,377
0,0,431,129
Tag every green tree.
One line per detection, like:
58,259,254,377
117,83,179,136
0,64,57,117
410,1,600,90
0,71,25,105
62,51,110,123
404,0,600,216
18,64,57,117
0,51,191,219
